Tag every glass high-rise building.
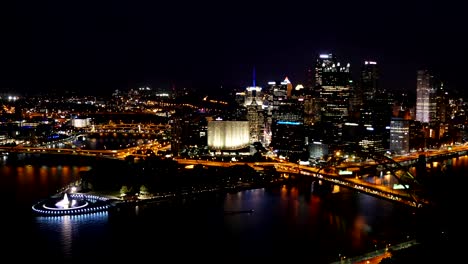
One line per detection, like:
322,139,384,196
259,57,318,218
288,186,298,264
361,61,379,102
308,53,353,147
314,54,337,88
314,54,351,89
416,70,437,123
390,117,410,155
314,53,352,132
270,98,305,157
357,60,391,152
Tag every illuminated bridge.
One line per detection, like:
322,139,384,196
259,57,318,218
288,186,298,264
176,158,428,208
0,141,170,160
81,123,170,135
175,144,465,208
3,140,467,208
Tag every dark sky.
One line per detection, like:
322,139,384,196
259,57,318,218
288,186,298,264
1,0,467,96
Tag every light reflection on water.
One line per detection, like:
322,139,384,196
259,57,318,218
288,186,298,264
2,154,464,262
34,212,109,262
26,182,414,262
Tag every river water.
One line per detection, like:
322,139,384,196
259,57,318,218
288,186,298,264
0,152,460,263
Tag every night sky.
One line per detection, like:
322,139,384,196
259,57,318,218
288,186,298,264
1,1,467,96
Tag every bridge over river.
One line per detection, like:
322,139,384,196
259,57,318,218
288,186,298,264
3,139,468,208
175,145,468,208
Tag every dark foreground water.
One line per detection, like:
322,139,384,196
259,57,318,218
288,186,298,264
0,153,461,263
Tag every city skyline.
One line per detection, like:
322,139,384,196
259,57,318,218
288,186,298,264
1,1,467,96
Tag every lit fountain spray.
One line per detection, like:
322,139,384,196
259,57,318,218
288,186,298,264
32,187,110,216
54,193,76,209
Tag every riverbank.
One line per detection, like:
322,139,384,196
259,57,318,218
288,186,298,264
330,240,419,263
70,177,287,209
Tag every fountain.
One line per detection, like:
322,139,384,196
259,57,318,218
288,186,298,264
31,190,113,216
40,192,88,211
54,193,76,209
32,191,112,216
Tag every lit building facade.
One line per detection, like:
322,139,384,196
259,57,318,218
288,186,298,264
435,81,448,123
241,83,268,147
244,86,263,107
390,117,410,155
308,141,329,159
356,60,391,152
314,54,352,117
207,121,250,150
270,98,305,157
284,77,293,97
170,112,208,155
361,61,379,102
416,69,437,123
314,54,338,88
246,96,265,145
263,80,289,147
71,117,91,128
314,53,353,143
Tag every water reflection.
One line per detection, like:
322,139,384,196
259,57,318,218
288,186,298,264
35,212,109,261
1,162,92,211
3,153,463,262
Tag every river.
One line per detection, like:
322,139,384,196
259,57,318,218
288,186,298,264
0,152,461,263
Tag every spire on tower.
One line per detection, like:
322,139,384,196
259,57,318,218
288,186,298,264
253,66,256,87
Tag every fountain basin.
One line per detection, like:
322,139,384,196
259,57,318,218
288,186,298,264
32,193,112,216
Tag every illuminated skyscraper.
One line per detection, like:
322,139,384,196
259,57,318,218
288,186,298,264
314,53,337,88
315,54,352,126
356,60,391,152
263,80,288,147
390,117,410,155
244,86,263,107
284,77,293,98
416,70,437,123
170,111,208,155
309,53,353,145
361,61,379,102
246,95,265,145
270,98,305,157
435,82,448,123
244,68,267,147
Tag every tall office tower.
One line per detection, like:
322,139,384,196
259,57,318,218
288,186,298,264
303,97,321,125
357,61,391,152
243,67,263,107
246,96,265,146
416,70,437,123
351,60,379,115
284,77,293,98
265,79,288,116
307,53,353,148
262,80,288,147
170,110,208,156
348,80,361,113
305,66,314,90
436,81,449,123
361,61,379,102
314,53,352,137
314,53,337,89
389,117,410,155
244,70,267,147
270,98,305,158
243,86,263,107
